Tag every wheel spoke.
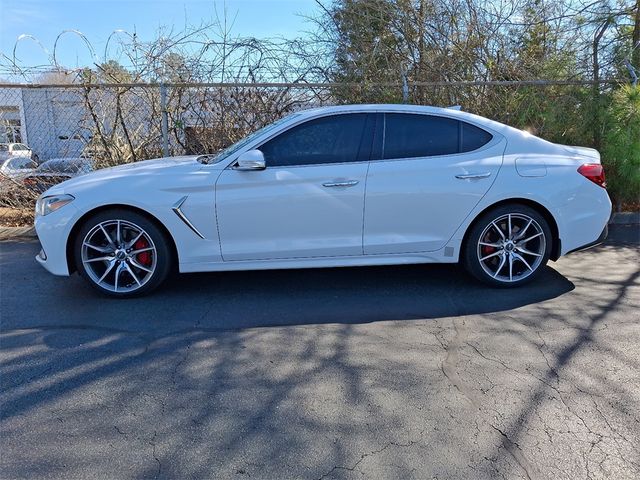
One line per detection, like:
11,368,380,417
513,252,533,271
99,224,115,248
84,256,112,263
116,220,122,246
508,214,512,239
508,254,514,281
516,246,543,257
83,242,112,254
130,247,154,255
492,254,507,278
491,221,506,240
128,257,153,273
98,260,117,283
113,262,125,291
123,262,141,286
126,230,144,249
480,250,503,261
479,241,501,248
514,219,533,240
520,232,543,244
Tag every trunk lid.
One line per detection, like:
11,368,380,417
562,145,601,163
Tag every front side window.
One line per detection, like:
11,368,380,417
383,113,493,160
210,114,300,163
259,113,371,167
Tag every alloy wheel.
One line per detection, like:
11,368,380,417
81,219,157,293
476,213,546,283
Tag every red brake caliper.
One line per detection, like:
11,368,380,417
134,238,152,266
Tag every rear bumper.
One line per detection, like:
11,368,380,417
566,224,608,255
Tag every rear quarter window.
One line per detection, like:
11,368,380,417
461,122,493,152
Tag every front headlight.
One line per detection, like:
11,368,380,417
35,194,75,216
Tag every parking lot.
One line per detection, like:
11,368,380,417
1,225,639,479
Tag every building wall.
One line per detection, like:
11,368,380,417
21,88,87,161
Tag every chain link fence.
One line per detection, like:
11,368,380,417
0,79,625,221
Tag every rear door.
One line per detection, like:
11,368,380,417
364,112,505,254
215,113,375,261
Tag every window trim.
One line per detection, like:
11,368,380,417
377,112,498,163
217,109,502,170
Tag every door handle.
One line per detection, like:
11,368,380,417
322,180,359,187
455,172,492,180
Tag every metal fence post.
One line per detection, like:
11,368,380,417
159,83,169,157
401,71,409,104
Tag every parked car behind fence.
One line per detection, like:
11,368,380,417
23,157,94,194
0,143,39,163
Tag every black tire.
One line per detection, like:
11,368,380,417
74,209,172,298
462,203,552,287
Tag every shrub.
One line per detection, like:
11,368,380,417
602,85,640,209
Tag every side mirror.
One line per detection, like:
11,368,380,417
233,149,266,171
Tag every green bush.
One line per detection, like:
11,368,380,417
602,85,640,209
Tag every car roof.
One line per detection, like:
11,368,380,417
293,104,517,136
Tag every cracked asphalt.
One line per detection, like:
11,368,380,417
1,225,639,480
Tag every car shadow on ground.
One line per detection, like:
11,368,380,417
0,237,576,333
155,263,576,330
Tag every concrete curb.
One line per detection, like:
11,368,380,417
0,212,638,241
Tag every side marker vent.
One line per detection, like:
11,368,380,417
172,196,205,239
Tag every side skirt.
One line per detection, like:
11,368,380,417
179,251,457,273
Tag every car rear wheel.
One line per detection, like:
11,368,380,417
74,209,172,297
463,204,552,287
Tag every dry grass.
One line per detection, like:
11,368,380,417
0,207,34,227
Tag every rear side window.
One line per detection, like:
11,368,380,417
461,122,493,152
259,113,372,167
384,114,459,159
382,113,493,160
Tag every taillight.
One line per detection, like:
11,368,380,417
578,163,606,188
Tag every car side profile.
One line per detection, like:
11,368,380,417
34,104,611,297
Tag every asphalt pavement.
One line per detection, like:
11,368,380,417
1,225,639,479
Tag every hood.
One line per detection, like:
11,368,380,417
44,155,204,195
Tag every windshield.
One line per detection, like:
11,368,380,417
207,113,299,164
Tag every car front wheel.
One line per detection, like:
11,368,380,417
74,209,172,297
463,204,552,287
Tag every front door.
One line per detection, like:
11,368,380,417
216,113,375,261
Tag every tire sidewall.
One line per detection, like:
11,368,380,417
463,204,552,287
74,209,172,297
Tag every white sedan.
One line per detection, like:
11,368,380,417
34,105,611,297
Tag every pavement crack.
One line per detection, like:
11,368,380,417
491,425,538,480
149,431,162,480
317,434,424,480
